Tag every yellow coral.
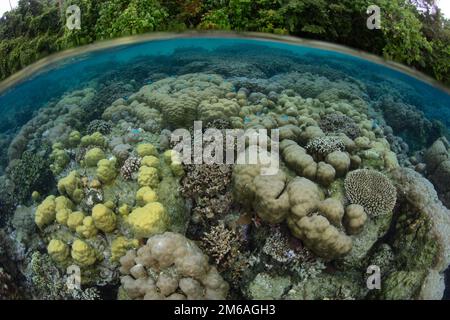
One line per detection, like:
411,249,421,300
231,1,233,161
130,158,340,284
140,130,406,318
84,147,106,167
138,166,159,188
68,131,81,147
81,132,105,147
137,143,157,157
57,171,84,203
118,204,130,216
170,162,184,177
92,204,117,233
128,202,169,238
67,211,85,231
136,186,158,206
47,239,70,263
96,159,117,184
35,195,56,228
31,191,40,202
71,239,97,267
50,145,69,175
141,155,160,168
163,150,176,163
111,237,139,262
163,150,184,177
55,196,74,211
56,208,71,225
76,216,98,238
54,196,74,225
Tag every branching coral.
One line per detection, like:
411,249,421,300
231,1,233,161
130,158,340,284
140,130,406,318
26,251,100,300
306,136,345,160
318,113,361,139
0,266,22,299
119,232,229,300
344,169,397,217
8,151,54,204
181,164,233,222
87,120,112,135
201,223,241,270
120,156,141,180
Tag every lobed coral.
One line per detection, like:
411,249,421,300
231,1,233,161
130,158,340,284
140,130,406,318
119,232,229,300
127,202,169,239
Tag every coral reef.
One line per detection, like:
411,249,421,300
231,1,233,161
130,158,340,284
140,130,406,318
119,232,229,300
318,113,361,139
1,47,449,301
87,120,112,135
181,164,233,224
7,151,54,204
200,223,241,271
120,157,141,181
344,169,397,217
424,138,450,207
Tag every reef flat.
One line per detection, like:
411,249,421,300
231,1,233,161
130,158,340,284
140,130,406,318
0,41,449,300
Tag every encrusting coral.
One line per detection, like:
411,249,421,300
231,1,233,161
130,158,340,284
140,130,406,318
119,232,229,300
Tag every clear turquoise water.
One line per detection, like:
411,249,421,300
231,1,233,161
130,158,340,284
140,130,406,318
1,37,449,129
0,36,449,172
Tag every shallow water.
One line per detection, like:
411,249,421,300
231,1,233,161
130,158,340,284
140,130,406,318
0,35,450,300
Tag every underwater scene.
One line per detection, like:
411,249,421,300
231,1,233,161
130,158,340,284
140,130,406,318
0,35,450,300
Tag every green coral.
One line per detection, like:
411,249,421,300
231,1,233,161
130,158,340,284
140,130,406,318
84,148,106,167
376,271,427,300
57,171,84,203
8,151,54,203
68,131,81,147
247,273,291,300
80,132,106,148
50,143,70,175
96,159,117,184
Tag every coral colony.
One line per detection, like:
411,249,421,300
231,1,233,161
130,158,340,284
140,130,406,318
0,41,449,301
170,120,280,174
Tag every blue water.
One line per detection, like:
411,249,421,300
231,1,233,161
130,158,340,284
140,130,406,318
0,36,449,137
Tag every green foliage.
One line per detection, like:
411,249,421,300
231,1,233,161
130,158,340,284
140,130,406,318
198,9,231,30
96,0,168,39
0,0,449,86
377,0,432,65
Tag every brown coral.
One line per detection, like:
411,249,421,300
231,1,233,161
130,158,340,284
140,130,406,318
344,169,397,217
200,223,241,270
